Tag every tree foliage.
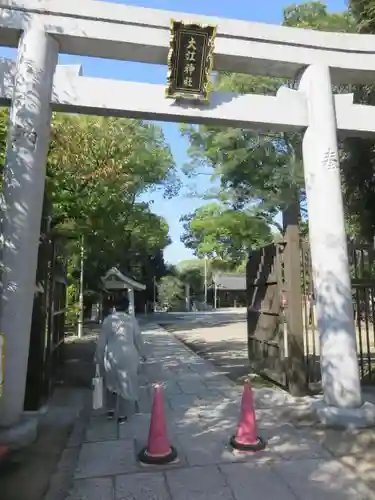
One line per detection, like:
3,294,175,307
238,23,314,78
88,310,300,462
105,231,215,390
46,114,179,295
157,275,185,310
0,105,181,315
180,2,358,251
46,114,178,295
283,2,355,31
350,0,375,33
176,259,205,296
0,108,8,194
180,76,300,221
340,0,375,242
181,203,272,266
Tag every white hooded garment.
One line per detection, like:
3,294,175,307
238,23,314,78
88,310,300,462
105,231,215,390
95,312,145,402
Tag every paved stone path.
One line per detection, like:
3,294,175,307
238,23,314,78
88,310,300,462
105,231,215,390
63,324,375,500
155,311,250,382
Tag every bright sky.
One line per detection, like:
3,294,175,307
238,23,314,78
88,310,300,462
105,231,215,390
0,0,347,264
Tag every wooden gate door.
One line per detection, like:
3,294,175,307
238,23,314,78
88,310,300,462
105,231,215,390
247,243,286,386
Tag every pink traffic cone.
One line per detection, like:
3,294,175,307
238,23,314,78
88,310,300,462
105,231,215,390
230,381,266,452
138,384,178,464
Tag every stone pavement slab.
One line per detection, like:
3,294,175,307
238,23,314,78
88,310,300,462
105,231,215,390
264,423,331,460
115,472,169,500
220,462,296,500
340,453,375,491
74,440,137,479
66,477,114,500
85,418,117,443
166,465,234,500
175,431,242,467
63,323,375,500
309,426,375,457
273,458,375,500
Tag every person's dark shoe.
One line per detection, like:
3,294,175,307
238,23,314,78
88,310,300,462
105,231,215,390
106,410,115,419
117,416,128,424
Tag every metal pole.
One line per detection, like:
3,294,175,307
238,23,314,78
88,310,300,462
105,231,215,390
214,283,217,310
204,256,208,305
153,276,156,312
185,283,190,312
77,235,84,338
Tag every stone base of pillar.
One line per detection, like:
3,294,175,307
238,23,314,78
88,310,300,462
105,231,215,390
281,395,375,430
0,414,38,450
284,396,375,429
312,400,375,429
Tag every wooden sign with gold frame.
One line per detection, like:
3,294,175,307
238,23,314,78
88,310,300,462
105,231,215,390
165,20,217,102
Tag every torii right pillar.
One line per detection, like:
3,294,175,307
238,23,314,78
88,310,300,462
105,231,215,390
299,64,375,427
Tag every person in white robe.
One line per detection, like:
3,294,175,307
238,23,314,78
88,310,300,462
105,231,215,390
95,294,146,422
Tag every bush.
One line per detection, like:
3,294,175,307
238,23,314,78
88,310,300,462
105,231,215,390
65,301,80,327
158,275,185,311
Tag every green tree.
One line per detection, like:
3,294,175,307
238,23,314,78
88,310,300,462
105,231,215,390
0,107,177,316
181,2,354,232
181,202,272,267
176,258,215,298
0,108,9,249
177,259,205,295
283,2,355,31
47,114,178,293
180,76,296,223
175,257,247,299
157,275,185,311
48,114,178,233
0,108,8,183
340,0,375,242
350,0,375,33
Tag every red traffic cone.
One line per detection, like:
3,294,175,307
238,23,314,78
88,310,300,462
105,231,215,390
230,381,266,452
138,384,178,465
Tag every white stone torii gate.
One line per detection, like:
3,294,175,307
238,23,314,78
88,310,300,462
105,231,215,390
1,0,375,429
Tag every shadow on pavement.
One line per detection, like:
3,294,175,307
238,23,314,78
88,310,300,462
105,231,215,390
0,330,96,500
143,313,273,387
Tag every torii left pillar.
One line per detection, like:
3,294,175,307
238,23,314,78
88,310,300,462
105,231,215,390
0,25,58,427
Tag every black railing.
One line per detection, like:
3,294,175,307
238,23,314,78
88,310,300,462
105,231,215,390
300,240,375,386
